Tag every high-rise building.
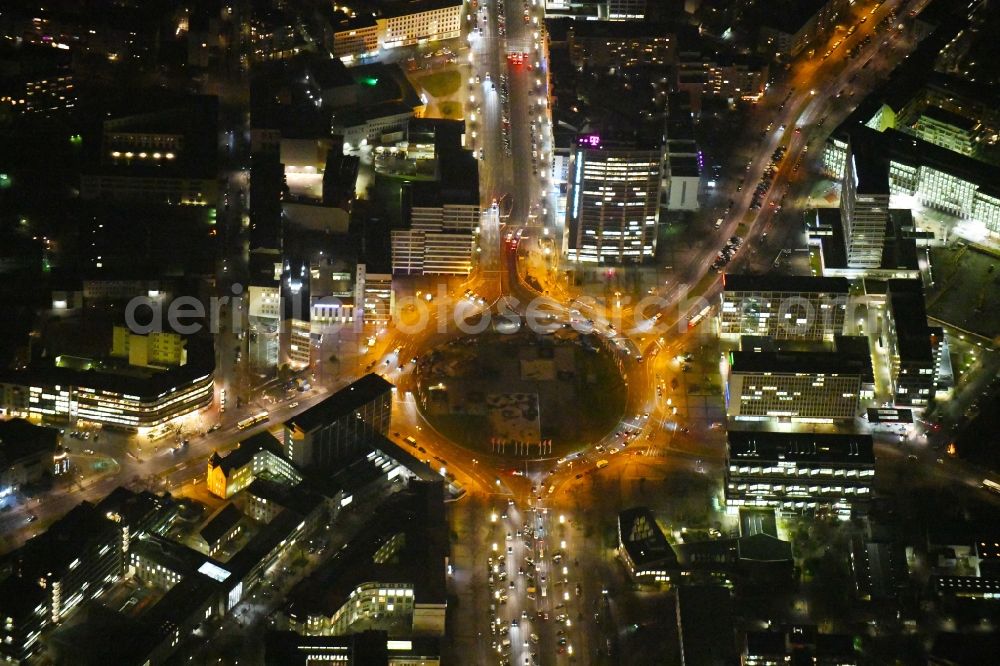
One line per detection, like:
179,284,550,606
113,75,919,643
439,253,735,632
719,274,849,341
283,374,393,470
884,279,946,407
565,135,663,263
840,134,891,268
606,0,647,20
390,124,480,275
725,431,875,512
355,264,393,331
824,109,1000,237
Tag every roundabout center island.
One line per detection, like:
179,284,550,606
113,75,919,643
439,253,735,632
413,328,627,459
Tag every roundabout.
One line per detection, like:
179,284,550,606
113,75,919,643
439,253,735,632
412,327,627,459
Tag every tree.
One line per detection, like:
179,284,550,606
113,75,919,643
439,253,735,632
277,364,293,383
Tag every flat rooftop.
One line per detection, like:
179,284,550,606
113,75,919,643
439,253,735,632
729,346,871,377
0,340,214,399
728,430,875,465
848,131,891,195
0,418,59,465
287,373,393,432
285,480,447,620
676,586,737,666
886,279,933,362
722,273,849,294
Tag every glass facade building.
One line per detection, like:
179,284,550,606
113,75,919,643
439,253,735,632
566,142,663,263
726,431,875,512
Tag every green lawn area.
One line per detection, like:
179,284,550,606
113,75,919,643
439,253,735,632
430,413,490,450
418,70,462,97
809,248,823,275
438,101,463,119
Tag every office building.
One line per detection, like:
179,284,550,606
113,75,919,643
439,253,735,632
81,278,172,303
94,486,171,559
391,123,481,276
207,431,303,500
567,21,680,68
80,97,219,206
391,202,480,276
851,537,906,602
617,507,677,583
719,274,849,341
283,481,448,637
0,349,214,431
808,206,920,280
912,106,977,157
840,133,892,269
675,585,738,666
355,264,393,331
265,630,441,666
196,503,245,557
283,374,393,470
664,154,701,211
565,135,663,263
725,336,872,423
884,280,945,407
331,16,380,60
749,0,854,60
392,179,480,275
743,626,858,665
677,54,768,104
334,102,418,148
0,502,122,662
662,93,702,211
329,1,463,61
0,419,62,499
379,0,462,49
725,431,875,512
245,253,282,370
825,121,1000,239
0,43,75,117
